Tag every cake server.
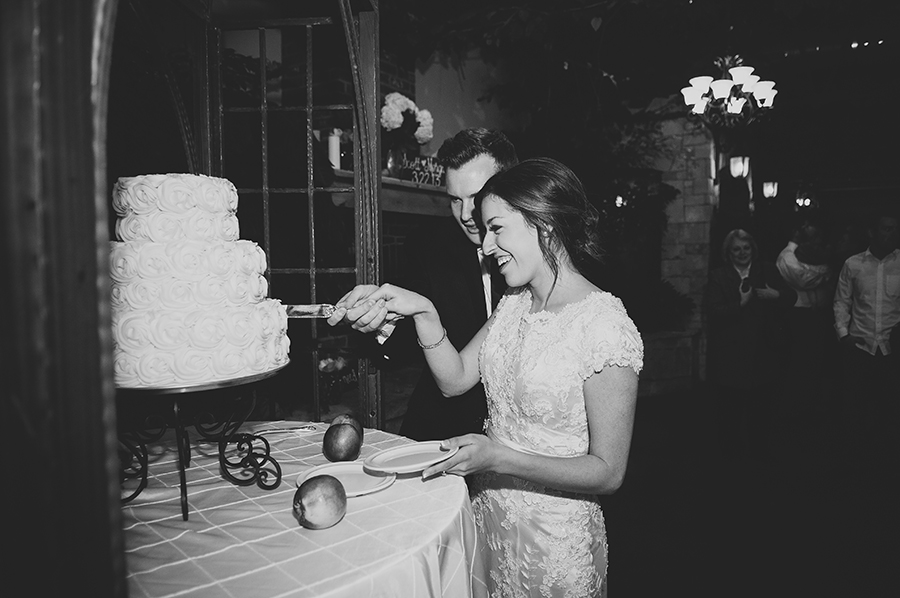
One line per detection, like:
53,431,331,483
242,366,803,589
285,304,337,318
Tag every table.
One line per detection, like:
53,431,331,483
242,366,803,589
122,421,488,598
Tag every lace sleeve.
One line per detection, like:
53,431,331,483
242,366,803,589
580,295,644,377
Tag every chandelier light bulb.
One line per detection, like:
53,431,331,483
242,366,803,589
741,74,760,92
763,182,779,198
756,88,778,107
689,76,713,93
710,79,735,99
751,80,776,97
727,97,747,114
681,86,703,106
728,66,755,85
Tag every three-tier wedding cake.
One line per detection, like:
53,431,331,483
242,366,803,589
109,173,290,388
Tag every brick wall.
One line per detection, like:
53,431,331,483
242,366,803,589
653,117,716,382
380,52,416,100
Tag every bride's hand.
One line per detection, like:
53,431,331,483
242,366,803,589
421,434,500,479
328,283,432,333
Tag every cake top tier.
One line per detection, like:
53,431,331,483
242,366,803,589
113,173,239,218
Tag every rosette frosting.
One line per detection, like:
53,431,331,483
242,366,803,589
110,173,290,388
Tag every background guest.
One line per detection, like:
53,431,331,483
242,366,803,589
706,229,796,463
833,211,900,464
775,217,836,440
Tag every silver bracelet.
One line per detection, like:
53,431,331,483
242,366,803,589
417,328,447,350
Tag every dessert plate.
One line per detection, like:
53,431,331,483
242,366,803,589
296,462,395,498
363,441,458,475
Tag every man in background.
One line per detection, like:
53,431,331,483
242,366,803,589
391,128,518,441
833,212,900,462
775,218,835,429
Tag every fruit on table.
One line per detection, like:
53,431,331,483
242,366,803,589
330,413,363,440
322,415,363,462
293,474,347,529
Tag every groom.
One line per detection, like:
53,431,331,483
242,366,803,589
390,128,517,441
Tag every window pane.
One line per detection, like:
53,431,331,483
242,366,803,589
315,191,355,268
278,27,308,108
269,192,310,269
268,111,307,189
313,108,354,174
236,192,264,249
221,30,263,108
317,348,360,420
314,272,356,308
312,22,351,106
223,111,262,188
270,272,310,306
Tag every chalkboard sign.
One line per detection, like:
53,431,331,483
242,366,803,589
397,155,445,187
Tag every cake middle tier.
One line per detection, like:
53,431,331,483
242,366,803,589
110,239,269,309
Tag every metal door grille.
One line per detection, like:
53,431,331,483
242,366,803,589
210,13,380,425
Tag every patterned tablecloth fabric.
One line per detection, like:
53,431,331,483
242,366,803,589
122,421,488,598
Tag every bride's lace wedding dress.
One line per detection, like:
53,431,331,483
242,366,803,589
472,287,643,597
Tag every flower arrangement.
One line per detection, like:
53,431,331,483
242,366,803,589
380,92,433,147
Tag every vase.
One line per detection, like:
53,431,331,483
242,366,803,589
384,148,406,178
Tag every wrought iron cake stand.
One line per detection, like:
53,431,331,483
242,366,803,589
116,364,287,520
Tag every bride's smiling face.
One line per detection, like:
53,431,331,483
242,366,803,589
480,194,550,289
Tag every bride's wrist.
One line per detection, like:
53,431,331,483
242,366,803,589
412,306,443,345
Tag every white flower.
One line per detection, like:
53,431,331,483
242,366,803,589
384,92,415,113
414,109,434,144
380,93,434,144
381,104,404,129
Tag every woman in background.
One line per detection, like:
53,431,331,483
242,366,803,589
706,229,796,463
329,158,643,596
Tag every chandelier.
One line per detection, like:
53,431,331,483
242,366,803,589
681,55,777,128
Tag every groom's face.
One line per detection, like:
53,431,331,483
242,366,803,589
445,154,500,245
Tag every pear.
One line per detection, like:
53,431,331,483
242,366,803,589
293,474,347,530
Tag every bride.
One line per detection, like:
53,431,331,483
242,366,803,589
329,157,643,597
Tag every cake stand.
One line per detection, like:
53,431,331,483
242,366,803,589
117,363,287,521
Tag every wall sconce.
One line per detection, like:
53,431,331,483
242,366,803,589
794,188,817,210
730,156,750,178
762,181,779,198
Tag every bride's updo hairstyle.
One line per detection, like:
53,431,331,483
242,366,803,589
475,157,603,282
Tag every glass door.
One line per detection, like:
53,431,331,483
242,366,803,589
210,13,380,426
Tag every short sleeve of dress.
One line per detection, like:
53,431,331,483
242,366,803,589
579,294,644,378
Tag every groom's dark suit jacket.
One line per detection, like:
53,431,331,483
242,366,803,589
388,217,504,441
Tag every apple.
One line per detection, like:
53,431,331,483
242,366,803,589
323,415,363,462
293,474,347,529
331,414,363,440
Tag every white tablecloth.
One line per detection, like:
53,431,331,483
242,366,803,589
122,421,488,598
